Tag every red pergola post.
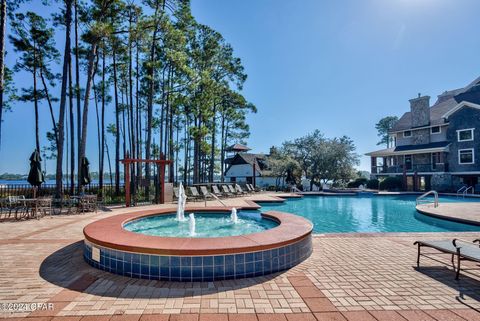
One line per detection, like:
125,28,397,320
125,159,131,207
159,161,165,204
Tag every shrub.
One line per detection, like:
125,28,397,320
347,178,368,188
366,179,379,190
379,177,402,191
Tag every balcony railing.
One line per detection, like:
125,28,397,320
372,163,448,174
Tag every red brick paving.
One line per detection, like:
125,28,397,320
369,310,408,321
424,309,468,321
314,312,348,321
302,298,337,313
451,309,480,321
397,310,436,321
169,314,199,321
227,314,259,321
341,311,377,321
257,314,287,321
284,313,317,321
198,314,228,321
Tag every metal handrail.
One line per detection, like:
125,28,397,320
463,186,474,198
457,186,467,198
416,190,439,208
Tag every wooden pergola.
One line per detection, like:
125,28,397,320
120,156,172,207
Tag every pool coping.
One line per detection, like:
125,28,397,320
83,206,313,256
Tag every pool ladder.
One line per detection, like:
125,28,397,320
416,190,439,208
457,186,474,198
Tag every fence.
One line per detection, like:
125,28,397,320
0,183,126,205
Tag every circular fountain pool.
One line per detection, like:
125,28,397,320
123,212,278,238
83,207,313,282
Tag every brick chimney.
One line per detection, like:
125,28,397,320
409,94,430,127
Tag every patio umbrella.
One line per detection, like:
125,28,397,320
27,149,44,198
28,149,44,187
80,157,91,186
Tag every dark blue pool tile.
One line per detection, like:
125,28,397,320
214,265,224,278
160,267,170,278
132,263,140,275
141,254,149,265
192,256,202,267
263,260,271,272
254,251,263,261
255,261,263,273
203,256,213,266
235,263,245,274
224,264,235,277
150,255,159,267
124,253,133,264
245,262,254,274
225,255,234,266
170,256,180,267
150,265,159,277
141,264,149,275
160,256,169,267
214,256,224,266
192,267,202,278
181,257,191,267
180,267,191,279
171,267,180,278
203,266,213,278
235,254,244,264
245,253,254,263
132,254,141,264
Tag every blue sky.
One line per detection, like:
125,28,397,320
1,0,480,174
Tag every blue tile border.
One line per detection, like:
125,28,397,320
83,234,312,282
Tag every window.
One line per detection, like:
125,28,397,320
405,155,412,170
431,126,441,134
458,149,474,165
403,130,412,138
457,128,474,142
431,153,438,170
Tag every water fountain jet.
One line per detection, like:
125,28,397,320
176,182,187,221
231,207,238,224
189,213,196,236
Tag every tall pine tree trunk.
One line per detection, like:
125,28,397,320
55,0,72,197
0,0,6,150
79,43,98,181
112,44,120,195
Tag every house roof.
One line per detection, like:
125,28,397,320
365,142,450,157
390,76,480,132
224,153,267,175
225,143,251,152
394,141,450,152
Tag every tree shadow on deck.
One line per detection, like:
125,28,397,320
39,241,283,299
415,265,480,310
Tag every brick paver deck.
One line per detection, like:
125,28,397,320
1,193,480,320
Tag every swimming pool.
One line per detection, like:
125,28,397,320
256,195,480,233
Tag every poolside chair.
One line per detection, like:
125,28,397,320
227,184,240,197
173,187,179,203
234,184,248,195
414,238,480,279
200,186,214,201
221,185,234,197
212,185,225,198
188,186,203,202
247,184,259,193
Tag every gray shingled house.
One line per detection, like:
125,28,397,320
366,76,480,192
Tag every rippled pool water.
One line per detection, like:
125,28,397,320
123,212,278,238
257,195,480,233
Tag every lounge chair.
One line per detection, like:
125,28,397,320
234,184,248,195
221,185,234,197
247,184,259,193
414,238,480,279
188,186,203,202
212,185,225,198
228,184,240,196
173,187,179,203
200,186,214,200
